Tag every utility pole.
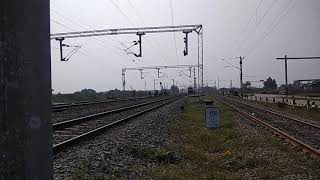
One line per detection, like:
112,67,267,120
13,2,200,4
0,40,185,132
153,79,156,92
193,67,197,94
122,69,126,91
239,56,244,99
197,32,200,95
217,76,220,90
1,0,53,179
201,30,204,94
284,55,288,95
172,79,175,94
276,55,320,96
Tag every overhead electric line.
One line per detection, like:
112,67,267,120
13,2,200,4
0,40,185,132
50,19,78,32
109,0,136,27
244,0,297,57
170,0,179,64
233,0,278,55
126,0,170,65
256,0,278,26
77,49,122,71
51,8,125,53
50,7,139,64
227,0,264,57
106,0,169,65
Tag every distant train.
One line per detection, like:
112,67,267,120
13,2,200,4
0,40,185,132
188,87,194,94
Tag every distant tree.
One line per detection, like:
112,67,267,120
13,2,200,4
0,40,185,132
244,81,251,89
263,77,277,89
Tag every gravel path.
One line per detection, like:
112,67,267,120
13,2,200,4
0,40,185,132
53,97,185,179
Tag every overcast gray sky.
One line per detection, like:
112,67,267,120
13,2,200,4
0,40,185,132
50,0,320,93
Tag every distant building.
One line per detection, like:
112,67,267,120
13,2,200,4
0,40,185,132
304,80,320,91
292,79,320,91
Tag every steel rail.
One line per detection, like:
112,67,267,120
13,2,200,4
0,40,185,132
224,96,320,130
52,96,149,112
216,97,320,158
53,96,174,129
53,96,182,153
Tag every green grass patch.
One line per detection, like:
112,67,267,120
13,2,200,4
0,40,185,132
148,96,320,179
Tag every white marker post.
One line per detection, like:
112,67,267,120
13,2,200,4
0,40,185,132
204,100,221,128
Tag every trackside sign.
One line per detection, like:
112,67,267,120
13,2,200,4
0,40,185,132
205,107,221,128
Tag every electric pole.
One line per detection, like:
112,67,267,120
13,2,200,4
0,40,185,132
276,55,320,96
172,79,175,94
239,56,244,99
285,55,288,95
217,76,220,91
193,67,197,93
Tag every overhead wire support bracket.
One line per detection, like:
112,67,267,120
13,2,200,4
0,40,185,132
55,37,65,61
183,29,192,56
134,32,145,57
157,68,161,78
121,64,200,91
50,24,204,91
139,69,144,79
55,37,81,61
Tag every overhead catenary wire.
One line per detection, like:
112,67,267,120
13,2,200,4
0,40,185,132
109,0,136,27
227,0,264,57
50,19,78,32
126,0,170,65
244,0,298,57
77,49,114,71
51,8,126,53
256,0,278,26
51,18,135,63
220,58,240,70
232,0,278,56
50,7,139,64
170,0,179,64
106,0,169,65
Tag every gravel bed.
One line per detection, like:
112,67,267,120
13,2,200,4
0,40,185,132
52,96,164,124
233,113,320,179
223,96,320,150
53,97,186,179
53,98,177,145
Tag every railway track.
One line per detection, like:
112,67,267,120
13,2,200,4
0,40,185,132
53,96,182,153
215,95,320,158
52,96,149,112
